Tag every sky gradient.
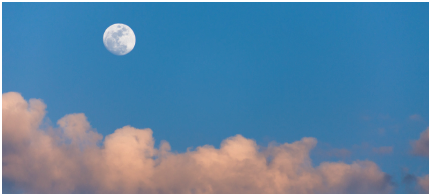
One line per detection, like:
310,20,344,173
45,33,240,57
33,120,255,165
2,3,429,193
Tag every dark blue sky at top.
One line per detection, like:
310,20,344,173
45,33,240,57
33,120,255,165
2,3,429,193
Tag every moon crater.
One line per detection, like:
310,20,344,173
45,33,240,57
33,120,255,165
103,23,136,55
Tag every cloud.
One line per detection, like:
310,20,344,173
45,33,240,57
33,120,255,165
402,173,428,194
372,146,393,155
409,114,423,121
2,92,394,194
417,174,429,193
410,128,429,157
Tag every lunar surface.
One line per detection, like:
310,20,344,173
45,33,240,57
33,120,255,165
103,23,136,55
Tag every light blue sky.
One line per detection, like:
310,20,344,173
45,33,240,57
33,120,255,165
3,3,429,193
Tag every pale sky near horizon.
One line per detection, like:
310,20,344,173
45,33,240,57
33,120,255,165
2,3,429,193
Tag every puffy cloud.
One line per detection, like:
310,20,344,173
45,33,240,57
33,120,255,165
2,92,394,194
410,128,429,157
417,174,429,193
402,172,429,194
407,129,429,193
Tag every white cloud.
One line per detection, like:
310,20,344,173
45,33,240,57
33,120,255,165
2,92,394,194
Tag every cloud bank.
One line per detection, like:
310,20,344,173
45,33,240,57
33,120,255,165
3,92,394,194
411,128,429,157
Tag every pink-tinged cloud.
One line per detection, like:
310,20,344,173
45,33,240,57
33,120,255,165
2,92,394,194
409,114,423,121
417,174,429,193
410,128,429,157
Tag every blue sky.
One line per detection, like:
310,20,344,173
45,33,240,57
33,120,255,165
2,3,429,193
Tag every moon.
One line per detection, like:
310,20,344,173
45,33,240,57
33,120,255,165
103,23,136,55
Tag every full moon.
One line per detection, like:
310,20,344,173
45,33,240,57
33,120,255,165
103,23,136,55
